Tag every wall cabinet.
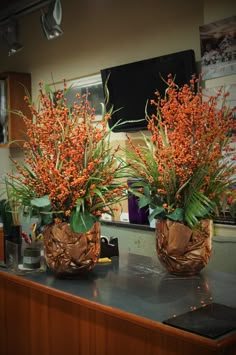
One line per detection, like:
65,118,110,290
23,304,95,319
0,72,31,146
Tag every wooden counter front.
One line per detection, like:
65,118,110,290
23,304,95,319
0,255,236,354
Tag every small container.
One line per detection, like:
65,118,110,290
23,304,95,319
5,240,19,270
9,225,22,263
23,247,41,269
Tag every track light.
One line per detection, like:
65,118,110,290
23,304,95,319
41,0,63,40
1,18,23,56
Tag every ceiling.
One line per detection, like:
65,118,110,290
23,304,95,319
0,0,51,25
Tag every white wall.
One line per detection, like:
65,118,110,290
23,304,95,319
0,0,235,176
203,0,236,23
0,0,235,95
0,0,205,96
0,147,11,177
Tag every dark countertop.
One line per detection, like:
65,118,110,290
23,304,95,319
1,252,236,337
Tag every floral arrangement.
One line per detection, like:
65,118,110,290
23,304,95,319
4,80,127,233
125,75,236,228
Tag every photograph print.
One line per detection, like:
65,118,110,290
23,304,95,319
200,15,236,80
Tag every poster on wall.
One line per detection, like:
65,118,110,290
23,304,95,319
199,15,236,80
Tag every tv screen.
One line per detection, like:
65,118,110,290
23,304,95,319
100,49,197,132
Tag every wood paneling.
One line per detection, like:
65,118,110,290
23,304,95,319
0,277,7,355
0,271,236,355
29,289,49,355
5,280,31,354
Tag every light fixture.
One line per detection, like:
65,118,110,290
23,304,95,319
41,0,63,40
1,18,23,56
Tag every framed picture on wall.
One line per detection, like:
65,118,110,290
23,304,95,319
52,73,105,122
199,15,236,80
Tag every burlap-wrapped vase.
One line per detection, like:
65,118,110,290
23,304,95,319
156,219,213,276
43,221,101,276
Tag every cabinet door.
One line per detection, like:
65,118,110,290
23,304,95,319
0,72,31,147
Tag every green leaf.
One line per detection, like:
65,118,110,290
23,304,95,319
143,185,151,195
70,209,96,233
31,195,51,208
76,198,85,214
167,208,184,222
138,195,151,208
185,190,214,227
148,206,165,222
185,209,199,229
92,188,106,204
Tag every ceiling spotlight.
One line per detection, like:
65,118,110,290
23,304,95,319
41,0,63,40
1,19,23,56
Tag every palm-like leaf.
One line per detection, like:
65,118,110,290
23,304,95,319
184,191,214,228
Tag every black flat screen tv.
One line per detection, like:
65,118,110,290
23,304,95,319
100,49,197,132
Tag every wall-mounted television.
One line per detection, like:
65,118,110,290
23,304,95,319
100,49,197,132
